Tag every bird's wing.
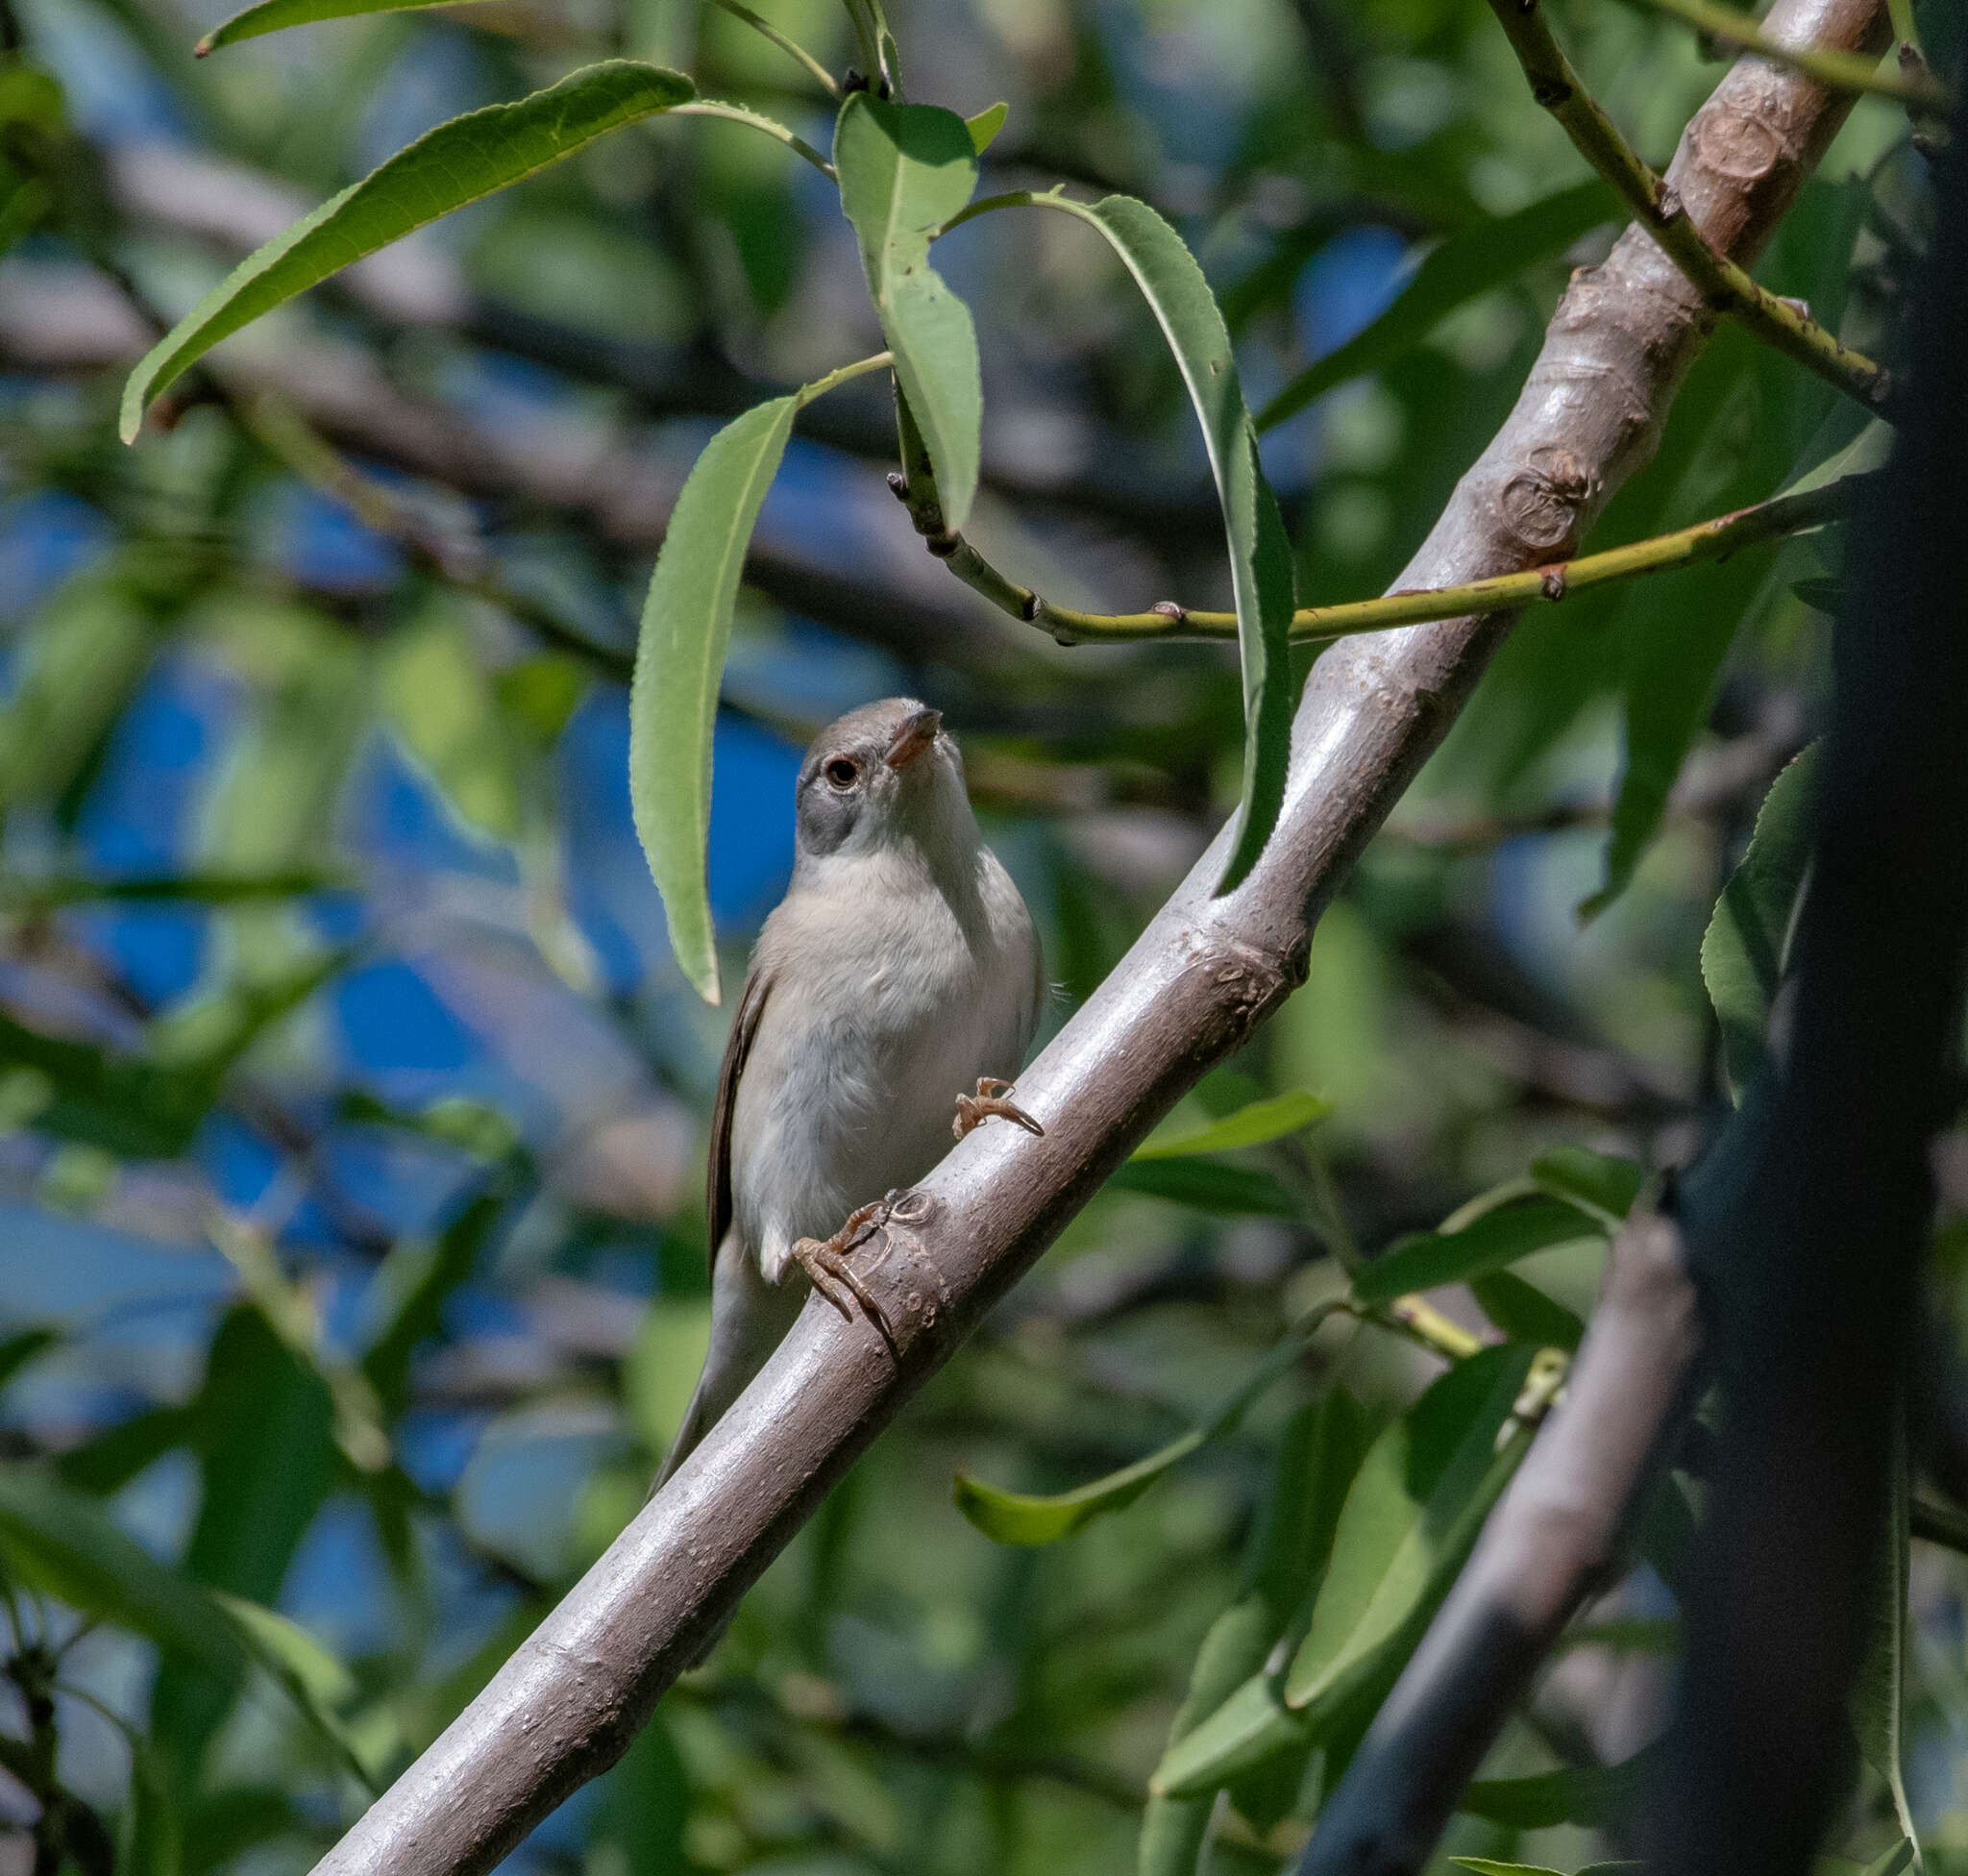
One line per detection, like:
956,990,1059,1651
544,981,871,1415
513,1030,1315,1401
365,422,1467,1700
706,962,773,1263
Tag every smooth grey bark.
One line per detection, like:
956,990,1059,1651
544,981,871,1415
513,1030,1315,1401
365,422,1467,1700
308,0,1885,1865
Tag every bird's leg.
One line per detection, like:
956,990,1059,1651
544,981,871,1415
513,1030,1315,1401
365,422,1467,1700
952,1076,1044,1141
788,1197,894,1339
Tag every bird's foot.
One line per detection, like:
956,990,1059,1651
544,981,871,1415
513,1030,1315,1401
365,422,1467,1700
953,1076,1044,1142
789,1197,894,1339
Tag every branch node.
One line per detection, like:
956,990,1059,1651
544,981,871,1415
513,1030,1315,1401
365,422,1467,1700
1152,600,1188,621
1020,592,1042,622
926,532,960,558
886,471,908,502
1539,564,1569,601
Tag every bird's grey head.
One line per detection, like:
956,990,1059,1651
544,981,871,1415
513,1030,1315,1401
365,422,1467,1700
793,697,977,875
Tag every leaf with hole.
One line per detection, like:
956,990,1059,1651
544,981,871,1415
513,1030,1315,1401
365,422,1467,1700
120,62,697,438
835,95,983,528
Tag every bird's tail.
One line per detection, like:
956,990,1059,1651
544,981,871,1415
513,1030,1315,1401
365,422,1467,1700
652,1229,805,1494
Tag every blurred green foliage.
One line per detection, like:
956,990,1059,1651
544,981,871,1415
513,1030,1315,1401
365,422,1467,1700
0,0,1957,1867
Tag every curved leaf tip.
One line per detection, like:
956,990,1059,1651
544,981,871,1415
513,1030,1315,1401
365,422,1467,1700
119,61,696,442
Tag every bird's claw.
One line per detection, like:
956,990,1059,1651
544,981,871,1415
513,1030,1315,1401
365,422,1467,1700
789,1197,895,1341
953,1075,1044,1141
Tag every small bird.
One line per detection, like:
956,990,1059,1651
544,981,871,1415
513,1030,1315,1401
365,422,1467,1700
657,699,1044,1487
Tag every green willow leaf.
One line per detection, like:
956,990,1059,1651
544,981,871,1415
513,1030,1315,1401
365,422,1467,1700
1150,1667,1305,1798
1450,1862,1641,1876
1351,1195,1600,1305
628,395,799,1003
1106,1157,1297,1215
835,95,983,528
1284,1346,1535,1717
1469,1271,1585,1353
1528,1147,1645,1229
1039,195,1295,893
1132,1089,1331,1159
964,101,1008,153
120,62,696,439
195,0,484,52
1255,180,1616,431
1447,1861,1569,1876
1700,745,1819,1097
954,1303,1341,1545
1461,1740,1666,1829
213,1592,389,1793
0,1465,248,1671
1140,1395,1367,1864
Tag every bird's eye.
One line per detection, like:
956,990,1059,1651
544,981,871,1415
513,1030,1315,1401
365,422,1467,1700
824,756,860,789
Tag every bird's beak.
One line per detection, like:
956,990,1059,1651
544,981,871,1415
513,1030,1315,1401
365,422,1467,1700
885,707,942,772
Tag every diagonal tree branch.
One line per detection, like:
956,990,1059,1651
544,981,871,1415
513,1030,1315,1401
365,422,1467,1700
306,0,1888,1867
1488,0,1892,409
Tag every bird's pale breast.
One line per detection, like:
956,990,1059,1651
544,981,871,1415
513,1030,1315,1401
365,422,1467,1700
730,846,1037,1282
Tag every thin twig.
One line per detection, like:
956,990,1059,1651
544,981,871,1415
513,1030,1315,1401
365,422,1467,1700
1613,0,1948,108
890,459,1869,645
1487,0,1891,409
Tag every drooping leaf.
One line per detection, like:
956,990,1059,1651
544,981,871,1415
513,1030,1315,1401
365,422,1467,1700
120,62,697,438
196,0,490,52
1700,746,1820,1096
1528,1148,1645,1230
835,95,983,527
1284,1345,1535,1717
628,395,799,1002
0,1464,261,1666
1039,194,1296,893
1255,181,1617,431
1106,1156,1297,1215
1132,1089,1331,1159
1351,1195,1600,1305
1461,1740,1666,1829
955,1303,1341,1545
213,1592,389,1792
1140,1395,1368,1867
1469,1271,1585,1353
149,1309,337,1785
1853,1402,1919,1862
